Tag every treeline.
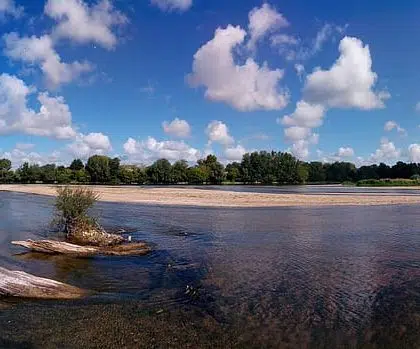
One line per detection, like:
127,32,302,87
1,152,420,185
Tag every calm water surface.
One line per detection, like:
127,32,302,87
191,184,420,196
1,192,420,348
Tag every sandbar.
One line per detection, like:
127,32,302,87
1,184,420,207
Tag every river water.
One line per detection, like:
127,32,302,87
1,191,420,348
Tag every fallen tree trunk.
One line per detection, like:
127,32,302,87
12,240,151,257
0,267,87,299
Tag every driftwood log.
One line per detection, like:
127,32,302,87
12,239,151,257
0,267,87,299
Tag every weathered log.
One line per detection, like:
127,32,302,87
0,267,87,299
11,239,151,257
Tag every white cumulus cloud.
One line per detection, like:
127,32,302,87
150,0,192,12
224,144,247,162
3,33,93,87
370,138,401,163
45,0,127,49
67,132,112,159
188,24,288,111
384,120,406,135
247,3,289,50
409,144,420,163
123,137,200,164
0,73,77,139
304,37,389,109
282,36,388,159
206,120,234,146
337,147,354,157
0,0,23,18
0,146,65,168
162,118,191,138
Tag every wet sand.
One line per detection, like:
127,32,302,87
1,184,420,207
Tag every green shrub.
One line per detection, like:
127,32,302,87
54,186,99,233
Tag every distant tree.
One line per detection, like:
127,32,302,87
357,165,379,181
226,162,242,182
56,167,73,184
0,159,12,183
16,163,29,183
147,159,172,184
274,152,302,184
73,169,90,183
16,163,42,183
118,165,137,184
241,151,273,184
240,153,253,183
86,155,111,183
390,161,418,179
187,167,208,184
40,164,57,183
69,159,84,171
297,162,309,184
109,157,121,183
198,155,225,184
377,163,391,179
307,162,326,183
326,162,357,183
136,167,147,184
171,160,189,183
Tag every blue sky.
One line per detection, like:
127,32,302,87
1,0,420,167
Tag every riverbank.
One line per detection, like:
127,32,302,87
1,184,420,207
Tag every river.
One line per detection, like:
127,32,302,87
1,191,420,348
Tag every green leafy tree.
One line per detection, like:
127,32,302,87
226,162,242,182
297,162,309,184
109,157,121,183
69,159,84,171
197,155,225,184
307,162,327,183
326,162,357,183
136,167,147,184
146,159,172,184
0,159,12,183
73,169,90,183
187,166,208,184
86,155,111,183
56,167,73,184
17,163,42,183
40,164,57,183
274,152,301,184
171,160,189,183
118,165,137,184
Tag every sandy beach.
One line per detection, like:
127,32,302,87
1,184,420,207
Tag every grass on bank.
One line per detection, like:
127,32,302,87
356,178,420,187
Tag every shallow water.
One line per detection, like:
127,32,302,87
1,192,420,348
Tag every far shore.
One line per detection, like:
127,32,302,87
1,184,420,208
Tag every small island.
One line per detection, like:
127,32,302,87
2,186,150,299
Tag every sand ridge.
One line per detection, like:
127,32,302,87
1,184,420,207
